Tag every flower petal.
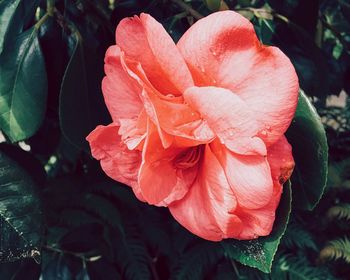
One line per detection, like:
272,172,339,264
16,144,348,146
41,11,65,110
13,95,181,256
169,144,242,241
138,123,196,206
232,136,294,239
86,123,144,201
120,56,215,147
210,140,273,210
118,109,147,150
178,11,298,145
234,180,282,239
267,135,295,185
116,13,193,95
102,45,143,122
184,86,266,155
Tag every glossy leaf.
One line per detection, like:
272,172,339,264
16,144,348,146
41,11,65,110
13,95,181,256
0,146,43,262
0,0,39,54
254,17,276,45
59,33,91,151
0,27,47,142
0,0,21,54
221,182,292,273
286,90,328,210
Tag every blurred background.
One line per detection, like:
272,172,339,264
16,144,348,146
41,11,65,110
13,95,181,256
0,0,349,279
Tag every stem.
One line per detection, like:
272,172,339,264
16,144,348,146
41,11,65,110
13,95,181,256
43,245,100,262
34,12,51,29
47,0,55,16
171,0,204,20
44,245,85,259
34,0,55,30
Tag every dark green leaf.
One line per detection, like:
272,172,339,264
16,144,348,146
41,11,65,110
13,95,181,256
76,193,124,233
171,242,224,280
0,0,39,54
286,90,328,210
40,252,73,280
59,33,91,151
0,147,43,262
0,143,46,186
59,209,101,228
87,257,122,280
272,253,337,280
209,262,236,280
0,0,21,54
0,26,47,142
221,181,292,273
254,17,276,45
59,223,106,257
114,220,152,280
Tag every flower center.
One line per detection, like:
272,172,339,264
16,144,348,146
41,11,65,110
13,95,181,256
173,145,204,169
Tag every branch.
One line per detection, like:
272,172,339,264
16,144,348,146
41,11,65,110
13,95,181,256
43,245,102,262
171,0,204,20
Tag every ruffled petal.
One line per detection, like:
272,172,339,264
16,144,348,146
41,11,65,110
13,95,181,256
102,45,143,122
178,11,298,146
86,123,144,201
116,13,193,95
169,144,242,241
232,136,294,239
184,86,266,155
267,135,295,185
210,140,273,209
120,55,215,148
234,180,282,239
118,109,147,150
138,123,196,206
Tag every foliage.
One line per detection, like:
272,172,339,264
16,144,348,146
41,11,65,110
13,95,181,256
280,218,317,251
271,253,337,280
320,237,350,264
0,0,348,279
327,204,350,221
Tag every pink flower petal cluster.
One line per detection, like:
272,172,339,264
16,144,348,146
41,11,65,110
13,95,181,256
87,11,299,241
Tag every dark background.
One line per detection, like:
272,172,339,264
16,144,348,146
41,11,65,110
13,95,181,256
0,0,349,279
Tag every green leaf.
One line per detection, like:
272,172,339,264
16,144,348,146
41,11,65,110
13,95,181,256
286,90,328,210
76,193,124,233
254,17,276,45
0,26,47,142
0,0,21,54
221,181,292,273
59,32,91,151
0,147,43,262
0,0,39,54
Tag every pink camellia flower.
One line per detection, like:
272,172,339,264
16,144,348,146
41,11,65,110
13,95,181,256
87,11,299,241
